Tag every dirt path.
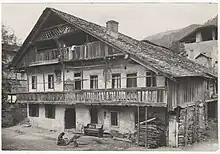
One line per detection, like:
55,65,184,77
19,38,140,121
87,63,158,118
2,125,218,151
2,125,133,151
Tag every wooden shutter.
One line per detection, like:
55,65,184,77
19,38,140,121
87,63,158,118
36,104,39,117
45,105,48,118
52,106,55,119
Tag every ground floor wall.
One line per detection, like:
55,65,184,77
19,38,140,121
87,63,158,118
27,104,65,132
27,104,166,134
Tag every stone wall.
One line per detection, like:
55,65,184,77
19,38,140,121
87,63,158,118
178,101,207,147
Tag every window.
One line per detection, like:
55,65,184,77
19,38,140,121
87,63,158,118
32,76,37,89
146,72,156,87
74,72,82,90
112,74,121,88
48,75,54,89
45,104,55,119
127,73,137,88
111,111,119,126
29,104,39,117
74,72,81,77
90,75,98,89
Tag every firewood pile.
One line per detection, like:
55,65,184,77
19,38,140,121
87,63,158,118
135,118,166,148
178,102,207,147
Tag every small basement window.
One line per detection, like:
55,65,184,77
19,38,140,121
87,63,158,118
29,104,39,117
45,104,55,119
111,111,119,126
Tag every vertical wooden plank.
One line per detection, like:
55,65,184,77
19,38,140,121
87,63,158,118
26,69,29,92
145,107,148,148
43,71,45,92
81,61,84,90
137,105,140,146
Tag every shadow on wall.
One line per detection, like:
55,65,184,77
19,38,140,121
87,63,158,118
2,103,27,128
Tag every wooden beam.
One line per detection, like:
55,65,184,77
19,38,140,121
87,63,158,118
145,106,148,148
42,23,68,31
13,10,52,66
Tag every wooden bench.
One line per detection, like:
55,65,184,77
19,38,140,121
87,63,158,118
83,124,104,138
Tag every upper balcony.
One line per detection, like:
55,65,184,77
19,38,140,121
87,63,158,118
16,87,167,106
25,41,121,67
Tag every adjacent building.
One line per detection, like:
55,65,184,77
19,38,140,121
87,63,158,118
179,25,218,72
11,8,217,147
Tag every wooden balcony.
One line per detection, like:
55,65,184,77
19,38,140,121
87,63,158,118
16,87,167,106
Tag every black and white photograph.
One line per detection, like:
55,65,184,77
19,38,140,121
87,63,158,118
1,1,218,151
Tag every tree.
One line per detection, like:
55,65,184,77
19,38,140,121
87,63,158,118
2,25,20,108
169,41,188,57
2,25,19,45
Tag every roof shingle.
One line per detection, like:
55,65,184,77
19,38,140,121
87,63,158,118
12,7,217,79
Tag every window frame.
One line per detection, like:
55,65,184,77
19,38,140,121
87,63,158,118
90,75,98,89
48,74,55,89
110,111,119,127
112,73,121,89
74,72,82,90
146,71,157,87
126,73,137,88
31,76,37,89
45,104,55,119
29,104,39,117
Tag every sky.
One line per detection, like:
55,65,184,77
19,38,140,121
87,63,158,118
2,3,218,43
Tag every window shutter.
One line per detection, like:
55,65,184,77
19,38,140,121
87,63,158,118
45,105,48,118
36,105,39,117
52,106,55,119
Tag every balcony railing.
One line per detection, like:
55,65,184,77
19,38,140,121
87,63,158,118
16,87,167,105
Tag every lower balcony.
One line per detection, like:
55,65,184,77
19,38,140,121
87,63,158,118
16,87,167,106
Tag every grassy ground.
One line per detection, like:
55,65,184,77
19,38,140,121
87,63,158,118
2,124,218,151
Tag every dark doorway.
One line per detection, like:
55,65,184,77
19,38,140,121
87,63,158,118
90,107,98,124
65,108,76,129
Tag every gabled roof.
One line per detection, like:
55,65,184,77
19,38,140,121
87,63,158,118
12,7,217,79
195,53,212,59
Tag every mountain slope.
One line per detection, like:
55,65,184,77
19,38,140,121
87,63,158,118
144,15,217,48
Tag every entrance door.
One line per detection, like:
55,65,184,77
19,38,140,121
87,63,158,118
90,107,98,124
65,108,76,129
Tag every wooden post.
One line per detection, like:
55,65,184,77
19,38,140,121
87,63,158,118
81,61,84,90
26,69,29,92
137,105,140,146
145,106,148,148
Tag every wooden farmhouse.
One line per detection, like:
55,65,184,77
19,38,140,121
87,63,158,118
11,8,217,147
